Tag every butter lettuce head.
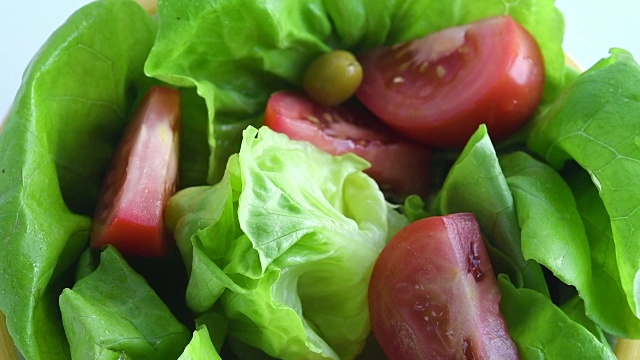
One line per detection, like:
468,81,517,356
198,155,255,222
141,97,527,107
167,126,395,359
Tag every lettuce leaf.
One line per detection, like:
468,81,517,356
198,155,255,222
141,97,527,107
434,126,548,294
561,296,611,347
499,275,616,359
0,1,157,358
145,0,566,182
501,152,640,337
529,49,640,323
59,247,191,360
178,326,222,360
564,165,640,337
167,126,396,359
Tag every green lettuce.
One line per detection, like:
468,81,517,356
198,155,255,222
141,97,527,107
434,126,549,294
167,126,397,359
529,49,640,329
179,326,223,360
501,152,640,337
499,276,616,359
561,296,611,347
59,246,191,360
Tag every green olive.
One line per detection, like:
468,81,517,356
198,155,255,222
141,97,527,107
302,50,363,106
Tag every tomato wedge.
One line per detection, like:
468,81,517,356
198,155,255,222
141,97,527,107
368,213,518,359
90,86,181,257
356,15,545,149
263,91,432,198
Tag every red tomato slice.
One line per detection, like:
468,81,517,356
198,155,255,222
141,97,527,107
90,86,181,257
356,15,545,149
368,213,518,359
263,91,432,198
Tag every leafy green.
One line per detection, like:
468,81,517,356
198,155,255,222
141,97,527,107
179,326,222,360
501,153,591,297
145,0,566,182
502,152,640,337
194,310,229,353
0,1,157,358
434,126,548,295
529,49,640,321
400,194,431,222
167,126,396,359
167,175,247,314
499,275,617,359
59,247,191,360
561,296,611,347
565,164,640,337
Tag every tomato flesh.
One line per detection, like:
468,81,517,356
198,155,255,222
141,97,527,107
263,91,432,198
368,213,518,359
356,15,545,149
90,86,181,257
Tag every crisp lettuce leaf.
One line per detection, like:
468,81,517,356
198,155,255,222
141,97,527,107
145,0,566,182
166,170,248,314
529,49,640,320
434,126,548,295
565,164,640,337
501,152,640,337
0,1,157,358
179,326,222,360
194,310,229,353
167,126,396,359
499,275,616,359
400,194,431,222
561,296,611,347
59,247,191,360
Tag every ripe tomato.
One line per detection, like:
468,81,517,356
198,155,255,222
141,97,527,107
368,213,518,359
90,86,181,257
263,91,432,198
356,15,545,149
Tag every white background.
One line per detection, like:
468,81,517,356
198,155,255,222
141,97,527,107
1,1,639,114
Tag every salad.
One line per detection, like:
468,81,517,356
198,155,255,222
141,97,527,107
1,0,640,359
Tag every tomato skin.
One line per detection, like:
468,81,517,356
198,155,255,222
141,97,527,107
356,15,545,149
368,213,518,360
263,91,432,198
90,86,181,257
